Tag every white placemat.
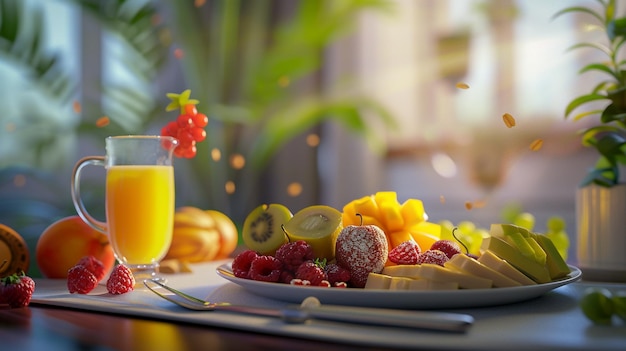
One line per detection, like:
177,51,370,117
31,260,625,350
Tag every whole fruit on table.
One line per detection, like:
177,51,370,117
0,224,30,277
580,287,615,325
0,271,35,308
165,206,238,262
36,216,115,279
204,210,239,260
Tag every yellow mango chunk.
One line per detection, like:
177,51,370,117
354,195,380,217
400,198,427,225
410,231,439,252
388,231,414,248
378,201,404,232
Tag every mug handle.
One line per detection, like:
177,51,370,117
71,156,107,233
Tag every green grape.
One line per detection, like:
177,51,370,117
545,230,569,261
513,212,535,231
580,287,614,325
547,216,566,232
501,203,523,223
612,290,626,322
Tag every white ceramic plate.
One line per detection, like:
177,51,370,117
216,264,582,309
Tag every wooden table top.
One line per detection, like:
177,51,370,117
0,305,387,351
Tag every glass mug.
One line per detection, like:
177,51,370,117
71,135,179,281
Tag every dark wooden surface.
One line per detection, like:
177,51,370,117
0,304,392,351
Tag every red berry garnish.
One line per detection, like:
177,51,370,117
232,250,258,279
191,113,208,128
1,272,35,308
177,114,194,128
76,255,106,282
388,240,421,265
416,249,449,266
295,261,327,286
67,265,98,294
184,103,198,116
430,240,462,259
274,240,315,272
106,265,135,295
249,255,283,282
189,127,206,142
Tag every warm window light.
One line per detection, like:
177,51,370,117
431,152,457,178
211,148,221,162
230,154,245,169
287,182,303,197
306,133,320,147
225,181,236,194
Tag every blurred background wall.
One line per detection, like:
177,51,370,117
0,0,610,273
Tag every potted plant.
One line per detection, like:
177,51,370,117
555,0,626,281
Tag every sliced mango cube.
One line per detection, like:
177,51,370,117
400,198,427,225
378,201,404,232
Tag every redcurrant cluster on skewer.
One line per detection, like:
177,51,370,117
160,90,208,158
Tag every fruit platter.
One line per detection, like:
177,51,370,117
216,263,581,309
217,191,582,309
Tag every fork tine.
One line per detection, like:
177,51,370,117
147,279,211,306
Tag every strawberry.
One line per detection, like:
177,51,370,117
416,249,449,266
76,255,106,282
388,240,421,265
1,272,35,308
430,240,462,259
67,264,98,294
106,265,135,295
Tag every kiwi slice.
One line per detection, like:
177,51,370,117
242,204,292,255
283,205,343,260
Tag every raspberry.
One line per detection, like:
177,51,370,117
388,240,421,265
274,240,314,272
231,250,258,279
295,261,327,286
279,270,294,284
76,255,106,282
106,265,135,295
417,249,449,266
430,240,462,259
248,255,283,282
325,263,351,285
67,265,98,294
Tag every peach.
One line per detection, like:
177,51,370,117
36,216,115,279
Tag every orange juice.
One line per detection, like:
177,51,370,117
106,165,174,265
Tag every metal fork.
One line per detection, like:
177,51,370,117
144,279,474,332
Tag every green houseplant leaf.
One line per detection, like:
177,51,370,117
556,0,626,187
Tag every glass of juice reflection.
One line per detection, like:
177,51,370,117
71,136,179,282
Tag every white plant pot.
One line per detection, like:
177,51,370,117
576,184,626,282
